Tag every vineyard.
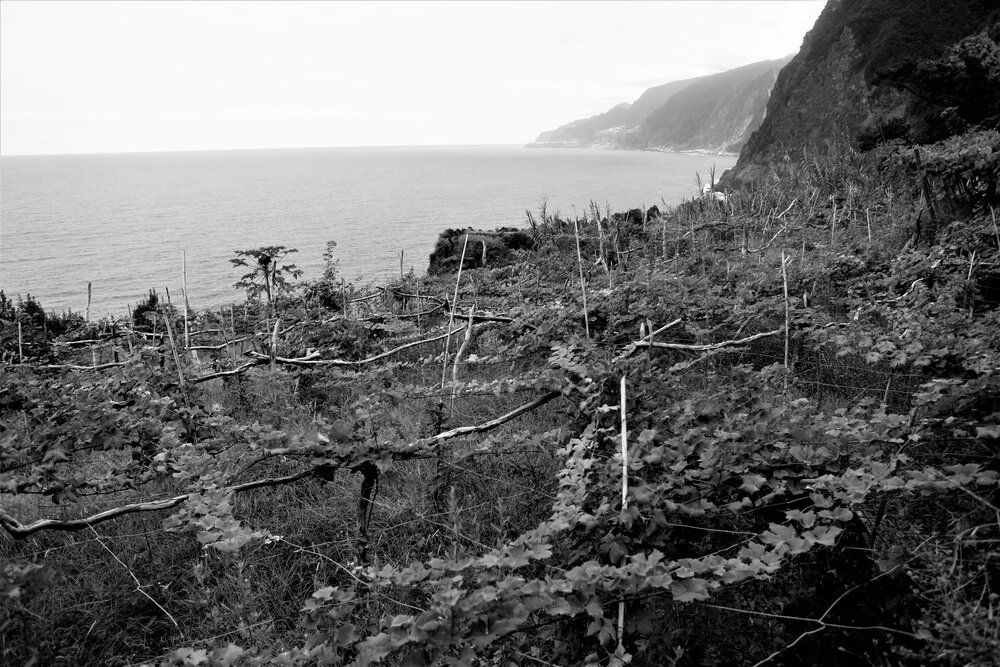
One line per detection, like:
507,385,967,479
2,132,999,666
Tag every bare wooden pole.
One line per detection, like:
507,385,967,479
866,208,872,243
341,279,348,320
182,250,190,350
441,234,470,389
450,306,475,412
781,249,790,394
85,282,92,323
161,309,185,388
830,199,837,245
618,374,628,649
573,218,591,338
992,207,998,252
400,249,404,281
270,318,280,372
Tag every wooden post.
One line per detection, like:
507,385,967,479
450,306,475,412
400,249,404,281
416,283,421,327
162,310,185,388
992,206,999,252
866,208,872,243
573,218,591,338
618,375,628,650
781,249,790,394
441,234,470,389
182,250,190,350
270,318,280,371
341,279,348,320
662,215,668,261
830,198,837,245
17,321,23,363
85,282,92,323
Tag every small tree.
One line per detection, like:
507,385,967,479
230,245,303,308
132,289,160,330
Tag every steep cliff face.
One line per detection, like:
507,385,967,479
638,57,792,154
531,78,698,148
723,0,1000,185
529,58,790,153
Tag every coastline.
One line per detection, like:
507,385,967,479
524,142,737,157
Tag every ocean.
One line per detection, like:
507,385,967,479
0,146,735,317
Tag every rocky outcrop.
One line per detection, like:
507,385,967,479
427,228,534,275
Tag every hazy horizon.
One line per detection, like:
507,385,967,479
2,1,825,157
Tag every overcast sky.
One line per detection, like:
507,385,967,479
1,1,825,156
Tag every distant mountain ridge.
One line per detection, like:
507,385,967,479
529,56,792,154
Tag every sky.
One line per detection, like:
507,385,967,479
1,1,826,156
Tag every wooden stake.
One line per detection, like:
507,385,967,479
618,374,628,650
341,279,348,320
182,250,190,350
573,218,591,338
450,307,475,412
85,282,92,323
162,310,185,388
17,321,23,363
991,207,998,252
441,234,470,389
866,208,872,243
830,199,837,245
270,318,280,372
662,216,668,260
781,249,790,394
400,249,404,280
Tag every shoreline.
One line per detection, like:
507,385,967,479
524,142,737,157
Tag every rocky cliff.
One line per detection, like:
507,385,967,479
529,57,791,154
722,0,1000,185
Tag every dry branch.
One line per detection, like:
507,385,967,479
244,326,467,368
614,318,683,360
191,360,265,384
628,327,783,353
38,361,129,372
0,391,559,539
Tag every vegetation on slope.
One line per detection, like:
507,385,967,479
1,124,999,666
727,0,1000,184
529,58,789,153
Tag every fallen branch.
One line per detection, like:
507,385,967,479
187,336,256,351
630,327,783,353
443,311,515,324
423,390,561,445
614,318,683,361
746,226,789,254
0,391,560,539
39,361,128,371
191,359,266,384
244,326,466,367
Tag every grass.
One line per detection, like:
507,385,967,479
2,133,999,665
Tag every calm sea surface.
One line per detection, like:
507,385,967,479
0,146,735,317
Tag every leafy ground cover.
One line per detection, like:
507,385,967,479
1,131,999,666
